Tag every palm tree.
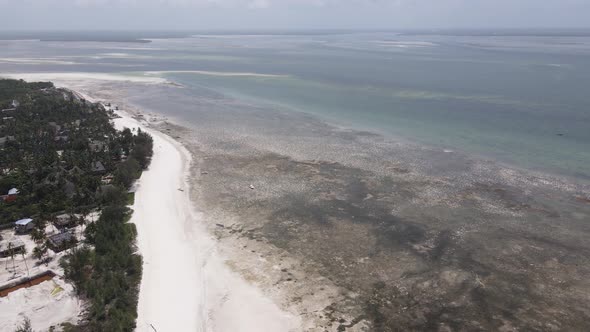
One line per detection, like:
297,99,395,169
7,243,16,272
37,209,49,229
32,246,43,260
77,206,91,239
20,250,30,280
33,244,48,265
30,228,46,244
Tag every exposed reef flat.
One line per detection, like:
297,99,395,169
31,79,590,331
150,105,590,331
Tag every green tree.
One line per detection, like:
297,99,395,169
32,244,48,264
30,228,46,243
114,158,141,188
131,129,153,169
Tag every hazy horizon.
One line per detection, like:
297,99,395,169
1,0,589,31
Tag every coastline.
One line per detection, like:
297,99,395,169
89,97,358,331
144,95,590,330
3,74,590,331
102,103,302,330
0,74,310,330
74,85,352,330
111,111,205,331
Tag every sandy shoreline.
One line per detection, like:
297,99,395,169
112,107,301,331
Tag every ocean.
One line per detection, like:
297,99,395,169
1,30,589,179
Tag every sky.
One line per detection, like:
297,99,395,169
1,0,589,31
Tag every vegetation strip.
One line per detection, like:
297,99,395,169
0,79,153,331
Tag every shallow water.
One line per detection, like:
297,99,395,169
1,32,590,178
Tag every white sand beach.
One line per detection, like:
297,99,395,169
0,74,300,331
114,111,300,331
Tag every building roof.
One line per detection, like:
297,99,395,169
0,238,25,252
15,218,33,226
69,166,84,175
8,188,19,195
91,161,106,173
48,232,75,246
55,214,72,225
55,213,81,225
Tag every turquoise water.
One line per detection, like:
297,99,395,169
161,55,590,178
1,32,589,178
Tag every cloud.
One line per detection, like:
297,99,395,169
7,0,398,9
1,0,589,30
248,0,270,9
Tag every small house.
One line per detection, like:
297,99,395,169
3,188,19,202
91,161,106,174
11,100,19,108
55,213,75,228
47,232,76,252
0,238,25,258
15,218,34,234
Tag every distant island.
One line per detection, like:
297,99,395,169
0,31,193,43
